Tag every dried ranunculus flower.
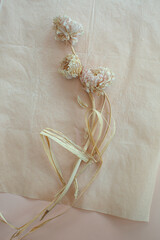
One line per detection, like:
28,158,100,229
53,16,84,45
80,67,115,93
59,54,82,79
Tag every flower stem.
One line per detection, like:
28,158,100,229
70,44,76,55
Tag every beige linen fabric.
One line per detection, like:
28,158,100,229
0,0,160,222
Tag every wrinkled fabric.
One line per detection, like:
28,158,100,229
0,0,160,222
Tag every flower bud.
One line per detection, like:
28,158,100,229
59,54,82,79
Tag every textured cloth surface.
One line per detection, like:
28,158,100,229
0,0,160,221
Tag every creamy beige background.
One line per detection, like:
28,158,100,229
0,0,160,222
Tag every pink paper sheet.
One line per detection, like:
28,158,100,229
0,0,160,222
0,172,160,240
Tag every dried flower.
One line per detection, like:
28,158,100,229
53,16,84,45
59,54,82,79
80,67,115,93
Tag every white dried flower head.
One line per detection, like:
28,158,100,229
53,16,84,45
59,54,82,79
80,67,115,93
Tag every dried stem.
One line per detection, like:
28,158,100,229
69,41,76,55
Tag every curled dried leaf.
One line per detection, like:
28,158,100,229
77,95,88,108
